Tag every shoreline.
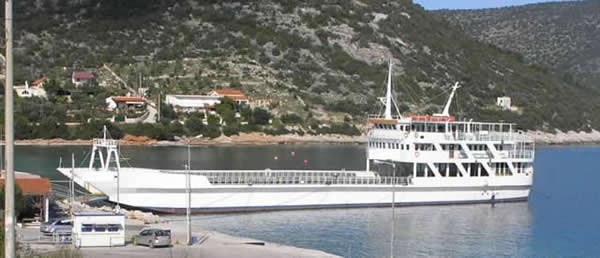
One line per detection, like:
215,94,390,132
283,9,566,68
11,130,600,147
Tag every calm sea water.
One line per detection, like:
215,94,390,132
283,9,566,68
12,144,600,257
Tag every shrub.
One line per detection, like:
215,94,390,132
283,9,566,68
280,113,303,124
223,125,240,136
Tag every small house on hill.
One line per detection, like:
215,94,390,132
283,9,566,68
72,71,94,87
106,96,146,112
208,89,249,105
32,77,48,87
14,81,47,98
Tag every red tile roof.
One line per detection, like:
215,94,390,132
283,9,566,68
32,77,48,87
111,96,146,103
215,89,245,95
0,178,51,195
72,71,94,80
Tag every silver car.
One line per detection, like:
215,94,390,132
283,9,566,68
40,219,72,236
133,228,171,248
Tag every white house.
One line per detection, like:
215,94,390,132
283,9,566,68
105,96,146,112
165,94,221,113
496,96,512,110
72,212,125,247
14,81,47,98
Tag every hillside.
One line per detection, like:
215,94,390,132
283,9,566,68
1,0,600,133
438,0,600,88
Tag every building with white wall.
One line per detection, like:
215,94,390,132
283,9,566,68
72,212,125,247
165,94,221,113
496,96,512,110
14,81,47,98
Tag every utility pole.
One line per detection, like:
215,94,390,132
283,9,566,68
4,0,16,256
157,90,161,122
375,160,396,258
390,162,396,258
186,145,192,245
116,162,120,213
71,153,75,216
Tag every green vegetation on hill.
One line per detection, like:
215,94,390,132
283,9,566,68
0,0,599,134
438,0,600,90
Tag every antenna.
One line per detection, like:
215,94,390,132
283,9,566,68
434,82,461,117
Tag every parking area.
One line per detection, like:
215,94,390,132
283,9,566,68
18,220,338,258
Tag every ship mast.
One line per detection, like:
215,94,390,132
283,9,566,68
434,82,460,117
384,60,393,119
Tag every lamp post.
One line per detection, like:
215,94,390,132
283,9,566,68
374,159,397,258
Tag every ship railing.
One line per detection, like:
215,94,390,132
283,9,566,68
368,114,403,119
207,175,413,186
508,150,534,159
447,132,531,142
92,138,119,146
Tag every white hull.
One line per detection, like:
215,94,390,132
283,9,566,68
58,167,531,213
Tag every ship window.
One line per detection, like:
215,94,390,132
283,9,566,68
81,224,93,232
407,145,410,150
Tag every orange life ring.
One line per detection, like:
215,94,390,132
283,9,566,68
415,151,420,157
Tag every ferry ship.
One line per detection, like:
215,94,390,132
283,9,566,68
57,62,535,213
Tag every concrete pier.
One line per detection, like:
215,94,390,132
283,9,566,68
17,218,338,258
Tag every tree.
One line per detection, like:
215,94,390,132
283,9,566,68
185,112,205,136
215,97,236,114
168,121,186,137
252,108,271,125
281,113,303,124
0,184,34,220
160,104,178,122
203,114,222,138
35,116,65,139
